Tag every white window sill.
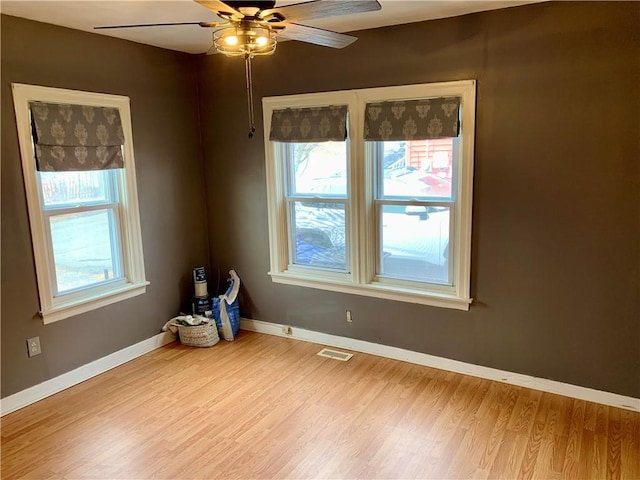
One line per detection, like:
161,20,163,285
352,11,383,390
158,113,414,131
41,281,150,324
269,271,471,311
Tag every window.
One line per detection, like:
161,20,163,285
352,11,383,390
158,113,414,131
12,83,148,324
286,141,349,271
374,138,455,286
263,81,475,310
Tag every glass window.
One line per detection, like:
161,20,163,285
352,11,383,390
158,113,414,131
373,138,457,285
12,83,148,324
288,142,347,197
263,81,475,310
40,170,114,207
379,204,451,284
49,208,123,292
282,141,348,271
291,202,346,270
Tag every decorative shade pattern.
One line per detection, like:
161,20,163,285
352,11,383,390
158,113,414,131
364,97,461,141
270,105,348,143
29,102,124,171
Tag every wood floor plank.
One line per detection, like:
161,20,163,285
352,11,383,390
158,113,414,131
489,430,529,479
620,408,640,480
562,399,586,478
517,395,546,480
1,331,639,480
478,384,520,472
607,406,623,480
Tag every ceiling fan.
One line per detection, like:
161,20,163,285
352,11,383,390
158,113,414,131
95,0,382,138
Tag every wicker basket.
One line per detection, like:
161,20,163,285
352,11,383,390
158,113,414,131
177,322,219,347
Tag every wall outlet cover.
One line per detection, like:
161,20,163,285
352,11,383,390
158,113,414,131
27,337,41,357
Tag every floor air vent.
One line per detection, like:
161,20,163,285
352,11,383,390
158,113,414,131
317,348,353,361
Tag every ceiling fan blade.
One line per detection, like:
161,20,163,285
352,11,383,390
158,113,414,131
94,22,214,30
193,0,243,20
261,0,381,23
278,23,357,49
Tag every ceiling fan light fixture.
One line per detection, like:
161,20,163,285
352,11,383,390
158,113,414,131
213,22,276,57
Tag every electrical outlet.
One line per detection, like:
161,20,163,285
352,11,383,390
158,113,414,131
282,326,292,335
27,336,41,357
346,310,353,323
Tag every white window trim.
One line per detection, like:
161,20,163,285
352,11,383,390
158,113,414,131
262,80,476,311
12,83,149,324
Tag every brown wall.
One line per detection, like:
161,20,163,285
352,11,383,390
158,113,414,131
1,15,209,397
197,2,640,397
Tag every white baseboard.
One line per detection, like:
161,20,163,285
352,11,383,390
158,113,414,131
4,322,637,416
241,318,640,412
0,331,176,417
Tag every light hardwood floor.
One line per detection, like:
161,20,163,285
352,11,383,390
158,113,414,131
1,331,639,479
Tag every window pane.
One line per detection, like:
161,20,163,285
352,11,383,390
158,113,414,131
380,139,453,199
40,170,113,208
379,205,450,284
289,142,347,196
49,209,122,294
291,202,346,270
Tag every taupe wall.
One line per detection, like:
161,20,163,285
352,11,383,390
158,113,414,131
197,2,640,397
1,16,209,397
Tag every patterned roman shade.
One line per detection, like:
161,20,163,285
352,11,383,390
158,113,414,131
364,97,461,141
29,102,125,171
270,105,347,143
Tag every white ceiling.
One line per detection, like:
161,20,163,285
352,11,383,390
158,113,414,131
1,0,543,54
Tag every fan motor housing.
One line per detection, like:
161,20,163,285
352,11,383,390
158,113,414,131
225,1,276,10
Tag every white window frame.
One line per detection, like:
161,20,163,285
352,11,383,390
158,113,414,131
12,83,149,324
263,80,475,311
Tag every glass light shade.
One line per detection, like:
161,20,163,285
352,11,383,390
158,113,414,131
213,23,277,57
224,35,239,46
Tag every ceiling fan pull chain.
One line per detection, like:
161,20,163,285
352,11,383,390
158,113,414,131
245,54,256,139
